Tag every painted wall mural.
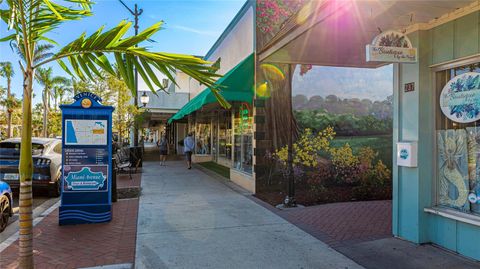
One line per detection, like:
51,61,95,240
437,129,470,212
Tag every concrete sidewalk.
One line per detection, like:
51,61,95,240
135,160,363,269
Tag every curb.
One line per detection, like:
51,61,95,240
0,199,61,252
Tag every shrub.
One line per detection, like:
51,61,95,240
353,160,392,200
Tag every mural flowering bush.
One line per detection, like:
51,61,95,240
256,0,306,34
264,127,392,204
274,127,335,167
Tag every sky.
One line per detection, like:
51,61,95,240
292,65,393,101
0,0,394,105
0,0,246,104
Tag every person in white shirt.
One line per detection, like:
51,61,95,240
183,132,195,169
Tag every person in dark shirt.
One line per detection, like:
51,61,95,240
157,133,168,166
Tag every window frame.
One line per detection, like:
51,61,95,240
432,55,480,214
232,106,254,175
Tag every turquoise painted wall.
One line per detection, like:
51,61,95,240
395,11,480,261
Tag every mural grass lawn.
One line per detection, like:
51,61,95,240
331,135,393,168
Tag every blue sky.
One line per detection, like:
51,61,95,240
0,0,245,104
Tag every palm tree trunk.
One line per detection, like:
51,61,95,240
19,68,34,268
42,89,48,137
6,77,11,138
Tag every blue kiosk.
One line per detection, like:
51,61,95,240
59,92,114,225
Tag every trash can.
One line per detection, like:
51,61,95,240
129,146,143,168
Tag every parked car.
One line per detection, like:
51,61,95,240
0,180,13,232
0,138,62,197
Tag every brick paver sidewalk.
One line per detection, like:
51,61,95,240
258,199,392,248
0,172,141,269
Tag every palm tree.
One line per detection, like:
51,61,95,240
52,82,72,109
0,62,15,138
35,67,68,136
0,1,226,267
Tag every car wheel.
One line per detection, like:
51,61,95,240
0,195,11,232
49,180,61,198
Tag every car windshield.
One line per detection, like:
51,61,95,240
0,142,45,156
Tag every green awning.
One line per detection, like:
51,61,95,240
168,53,254,124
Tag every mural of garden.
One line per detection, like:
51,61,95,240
256,65,393,206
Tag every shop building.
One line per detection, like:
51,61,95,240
253,0,480,262
169,1,256,192
155,0,480,261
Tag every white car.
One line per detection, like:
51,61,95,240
0,138,62,197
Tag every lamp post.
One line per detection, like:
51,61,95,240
118,0,143,146
140,92,149,107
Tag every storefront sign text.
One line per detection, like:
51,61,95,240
440,72,480,123
366,30,417,63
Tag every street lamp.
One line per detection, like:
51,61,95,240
118,0,143,147
140,92,149,107
162,78,169,90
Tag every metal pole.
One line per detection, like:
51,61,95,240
118,0,143,147
133,4,140,147
285,64,296,207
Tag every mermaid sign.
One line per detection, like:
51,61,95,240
440,72,480,123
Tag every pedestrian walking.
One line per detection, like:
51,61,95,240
184,132,195,169
157,133,168,166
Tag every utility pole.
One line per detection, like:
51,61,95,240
118,0,143,147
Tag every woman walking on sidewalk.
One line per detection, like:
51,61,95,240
184,132,195,169
157,133,168,166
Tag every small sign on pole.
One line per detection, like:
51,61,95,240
59,92,114,225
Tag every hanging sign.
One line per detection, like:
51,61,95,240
366,30,417,63
440,72,480,123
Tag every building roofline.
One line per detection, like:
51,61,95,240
204,0,254,60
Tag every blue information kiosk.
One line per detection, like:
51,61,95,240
59,92,114,225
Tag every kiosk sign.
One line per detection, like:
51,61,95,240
59,92,114,225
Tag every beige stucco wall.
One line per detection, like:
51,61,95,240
192,154,213,163
190,6,254,98
230,169,255,193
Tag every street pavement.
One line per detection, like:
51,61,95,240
135,159,363,269
0,194,58,245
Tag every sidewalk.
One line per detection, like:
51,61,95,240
0,172,140,269
134,160,363,269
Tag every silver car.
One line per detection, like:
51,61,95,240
0,138,62,197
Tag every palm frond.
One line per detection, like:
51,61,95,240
33,20,228,107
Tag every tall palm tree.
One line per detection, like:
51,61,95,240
52,81,72,109
35,67,68,137
0,1,226,267
0,62,15,138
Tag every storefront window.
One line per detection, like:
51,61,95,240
234,104,253,174
219,111,232,160
195,116,211,155
436,62,480,215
